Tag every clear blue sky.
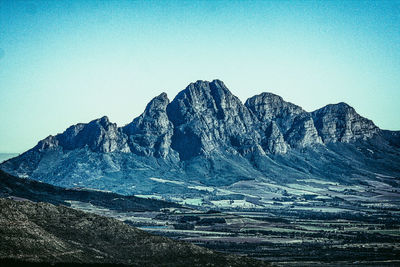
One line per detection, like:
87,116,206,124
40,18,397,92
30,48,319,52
0,0,399,153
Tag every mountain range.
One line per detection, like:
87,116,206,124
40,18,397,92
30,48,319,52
1,80,399,207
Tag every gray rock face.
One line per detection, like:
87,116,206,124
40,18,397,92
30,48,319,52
167,80,260,159
245,93,304,123
123,93,176,158
312,103,380,143
35,116,130,153
284,112,322,148
245,92,322,152
262,121,288,154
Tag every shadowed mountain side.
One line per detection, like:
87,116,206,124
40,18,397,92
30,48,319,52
0,198,267,266
0,169,179,212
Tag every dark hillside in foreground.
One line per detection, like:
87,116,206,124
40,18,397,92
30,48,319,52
0,169,179,212
0,198,267,266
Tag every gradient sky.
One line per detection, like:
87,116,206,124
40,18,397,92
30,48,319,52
0,0,399,153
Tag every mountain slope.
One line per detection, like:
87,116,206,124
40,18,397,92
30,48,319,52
1,80,399,207
0,198,266,266
0,169,179,212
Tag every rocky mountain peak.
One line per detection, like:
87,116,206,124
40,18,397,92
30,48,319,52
35,135,59,151
144,92,169,113
168,80,235,122
245,92,304,122
59,117,129,153
125,93,170,132
209,79,230,93
123,93,175,158
168,79,248,120
182,79,229,94
166,80,259,159
245,92,321,149
316,102,355,115
97,115,111,126
312,102,380,143
32,116,130,154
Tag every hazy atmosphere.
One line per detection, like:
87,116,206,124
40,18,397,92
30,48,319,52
1,0,399,153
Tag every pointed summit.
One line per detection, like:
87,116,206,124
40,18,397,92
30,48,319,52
144,92,169,113
167,79,243,125
167,80,258,159
123,93,175,158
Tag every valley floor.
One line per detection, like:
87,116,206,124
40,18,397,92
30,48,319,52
68,197,400,266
